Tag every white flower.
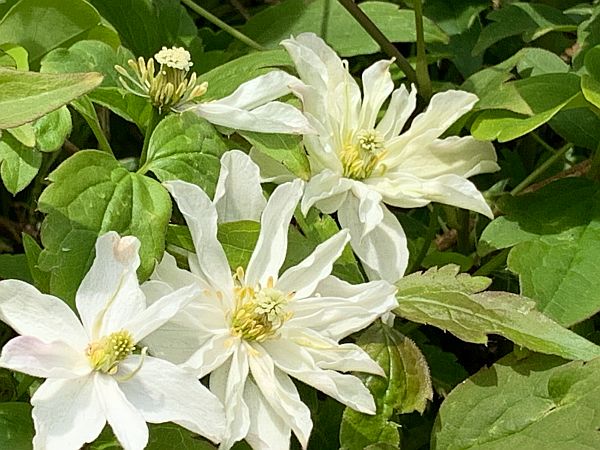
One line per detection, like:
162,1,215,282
0,232,225,450
155,46,193,71
142,150,398,450
274,33,499,283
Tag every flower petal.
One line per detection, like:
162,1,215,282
244,378,292,450
248,345,312,448
214,150,267,223
301,169,351,215
164,180,233,294
338,202,408,283
376,84,417,141
95,374,148,450
245,179,304,287
277,230,350,299
0,336,90,379
76,232,145,339
31,377,105,450
0,280,87,348
358,59,394,131
118,356,225,443
347,182,384,238
148,251,206,293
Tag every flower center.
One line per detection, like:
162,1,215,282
230,268,293,342
340,129,388,180
87,330,135,375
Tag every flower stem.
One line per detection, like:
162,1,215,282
337,0,418,87
510,143,572,195
72,99,113,155
180,0,266,51
138,108,162,170
413,0,432,100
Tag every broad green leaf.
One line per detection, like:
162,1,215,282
0,253,32,282
239,131,310,181
0,402,34,450
6,123,35,147
22,233,50,293
582,45,600,108
423,0,488,36
432,353,600,450
339,322,432,449
0,0,118,67
481,178,600,326
38,150,171,305
0,43,28,70
0,68,103,129
549,108,600,151
241,0,448,57
573,5,600,69
142,112,226,196
217,221,260,270
473,3,576,55
0,132,41,194
394,265,600,361
515,48,569,77
33,106,71,152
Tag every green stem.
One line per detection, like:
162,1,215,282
180,0,266,51
413,0,432,100
138,108,162,170
474,248,510,277
337,0,418,87
71,99,113,155
588,141,600,181
511,143,572,195
408,206,439,273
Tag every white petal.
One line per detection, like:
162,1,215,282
288,276,397,341
214,150,267,223
95,374,148,450
376,84,417,141
32,377,105,450
164,180,233,294
244,378,292,450
245,179,304,287
148,251,206,293
182,332,236,378
264,339,375,414
76,232,145,339
0,280,87,348
301,170,351,215
358,59,394,131
192,101,313,134
248,345,312,448
0,336,90,379
347,182,384,238
119,356,225,443
209,346,250,450
125,284,199,342
338,203,408,283
277,230,350,299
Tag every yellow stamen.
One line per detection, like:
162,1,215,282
340,129,388,180
86,330,135,375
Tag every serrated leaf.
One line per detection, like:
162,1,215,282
38,150,171,305
0,132,41,194
339,322,432,450
480,178,600,326
0,402,34,450
394,265,600,361
432,353,600,449
142,112,226,196
0,68,103,129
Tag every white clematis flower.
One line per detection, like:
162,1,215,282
276,33,500,283
142,151,398,450
0,232,226,450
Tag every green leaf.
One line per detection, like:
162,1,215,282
143,112,226,196
339,322,432,450
473,3,576,55
38,150,171,305
432,353,600,449
0,43,28,70
217,221,260,270
0,132,41,194
582,45,600,108
0,0,118,67
481,178,600,327
22,233,50,292
549,108,600,151
6,123,35,147
239,131,310,181
240,0,448,57
33,106,71,152
394,265,600,361
0,67,103,129
0,402,34,450
423,0,488,36
0,253,32,283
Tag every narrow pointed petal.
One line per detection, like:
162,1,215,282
148,251,206,293
245,179,304,287
376,84,417,141
214,150,266,223
76,232,145,339
95,375,148,450
182,332,236,378
348,182,384,238
301,170,351,215
244,378,292,450
0,280,87,348
0,336,90,378
358,59,394,130
164,180,233,294
277,230,350,299
248,346,313,448
119,356,225,443
32,377,105,450
338,202,408,283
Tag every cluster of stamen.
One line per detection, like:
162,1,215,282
340,129,388,180
115,46,208,112
230,267,293,342
86,330,135,374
